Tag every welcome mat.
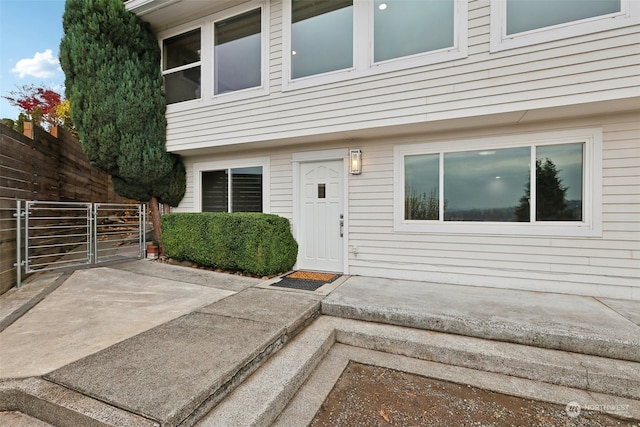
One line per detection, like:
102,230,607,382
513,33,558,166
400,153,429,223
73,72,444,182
272,271,340,291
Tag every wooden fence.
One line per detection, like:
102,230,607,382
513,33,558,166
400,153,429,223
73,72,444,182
0,123,127,294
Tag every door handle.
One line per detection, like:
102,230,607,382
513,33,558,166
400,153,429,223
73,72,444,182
340,214,344,237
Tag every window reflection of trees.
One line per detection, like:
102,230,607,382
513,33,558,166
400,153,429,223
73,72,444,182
405,187,439,220
515,158,580,222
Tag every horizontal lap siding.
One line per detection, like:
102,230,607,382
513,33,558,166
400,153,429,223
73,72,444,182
269,152,292,219
347,115,640,299
164,0,640,152
172,155,195,212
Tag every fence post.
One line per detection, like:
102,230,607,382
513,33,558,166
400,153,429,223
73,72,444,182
142,204,147,257
14,200,22,288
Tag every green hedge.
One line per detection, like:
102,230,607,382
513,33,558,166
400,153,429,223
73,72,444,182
162,213,298,276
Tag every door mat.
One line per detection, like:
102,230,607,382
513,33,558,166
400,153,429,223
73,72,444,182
271,271,340,291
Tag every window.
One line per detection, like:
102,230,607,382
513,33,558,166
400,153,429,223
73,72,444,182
395,129,602,236
291,0,353,79
506,0,621,35
491,0,639,51
202,167,263,212
159,2,269,109
162,29,201,104
214,8,262,94
284,0,467,88
374,0,454,63
194,158,270,213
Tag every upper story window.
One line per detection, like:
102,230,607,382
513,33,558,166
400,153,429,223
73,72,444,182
284,0,467,89
291,0,353,79
506,0,621,35
214,8,262,94
162,29,201,104
373,0,454,63
491,0,640,51
160,2,269,109
394,128,602,236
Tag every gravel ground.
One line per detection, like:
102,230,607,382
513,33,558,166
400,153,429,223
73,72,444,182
310,362,638,427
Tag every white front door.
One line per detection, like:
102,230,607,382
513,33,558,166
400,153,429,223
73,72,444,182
298,160,344,272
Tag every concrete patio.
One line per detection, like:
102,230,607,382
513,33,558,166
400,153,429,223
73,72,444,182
0,260,638,426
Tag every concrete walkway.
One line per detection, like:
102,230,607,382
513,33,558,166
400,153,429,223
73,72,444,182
0,260,638,426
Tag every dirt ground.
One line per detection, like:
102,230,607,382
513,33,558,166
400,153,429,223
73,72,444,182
310,362,637,427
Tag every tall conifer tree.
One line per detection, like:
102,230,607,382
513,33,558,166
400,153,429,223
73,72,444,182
60,0,185,253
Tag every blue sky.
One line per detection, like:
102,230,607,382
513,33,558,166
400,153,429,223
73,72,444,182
0,0,66,120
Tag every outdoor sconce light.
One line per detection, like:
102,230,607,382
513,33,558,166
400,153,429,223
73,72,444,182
349,149,362,175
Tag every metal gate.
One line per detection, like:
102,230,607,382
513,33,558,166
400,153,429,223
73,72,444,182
94,203,145,264
14,201,146,286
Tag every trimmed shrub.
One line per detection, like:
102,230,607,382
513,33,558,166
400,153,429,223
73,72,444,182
162,213,298,276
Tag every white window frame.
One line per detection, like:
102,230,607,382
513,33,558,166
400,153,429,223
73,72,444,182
210,2,270,103
159,1,270,113
393,128,603,237
193,157,271,213
160,24,205,108
282,0,468,91
490,0,640,52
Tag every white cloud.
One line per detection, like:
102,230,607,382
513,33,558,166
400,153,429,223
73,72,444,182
11,49,61,79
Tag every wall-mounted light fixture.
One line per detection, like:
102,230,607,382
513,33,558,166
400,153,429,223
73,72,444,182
349,149,362,175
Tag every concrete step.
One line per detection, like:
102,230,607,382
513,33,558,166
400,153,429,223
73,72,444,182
0,377,157,427
321,276,640,362
199,316,640,426
2,287,322,427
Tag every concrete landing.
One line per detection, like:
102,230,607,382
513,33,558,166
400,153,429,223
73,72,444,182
322,276,640,362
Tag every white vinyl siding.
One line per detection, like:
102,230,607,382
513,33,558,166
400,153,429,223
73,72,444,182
162,0,639,153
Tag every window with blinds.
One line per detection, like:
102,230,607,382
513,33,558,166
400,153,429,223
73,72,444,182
202,167,263,212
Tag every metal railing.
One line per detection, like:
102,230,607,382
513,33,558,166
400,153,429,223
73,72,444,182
14,201,145,287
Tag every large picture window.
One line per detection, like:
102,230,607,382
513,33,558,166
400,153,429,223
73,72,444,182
214,8,262,94
202,167,263,212
395,129,602,236
162,29,201,104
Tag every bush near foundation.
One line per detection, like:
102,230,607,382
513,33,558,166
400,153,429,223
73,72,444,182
161,213,298,276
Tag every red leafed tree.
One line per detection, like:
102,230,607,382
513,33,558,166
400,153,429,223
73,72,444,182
3,84,62,128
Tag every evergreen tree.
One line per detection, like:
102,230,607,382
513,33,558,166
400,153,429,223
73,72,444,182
60,0,186,254
515,159,577,222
